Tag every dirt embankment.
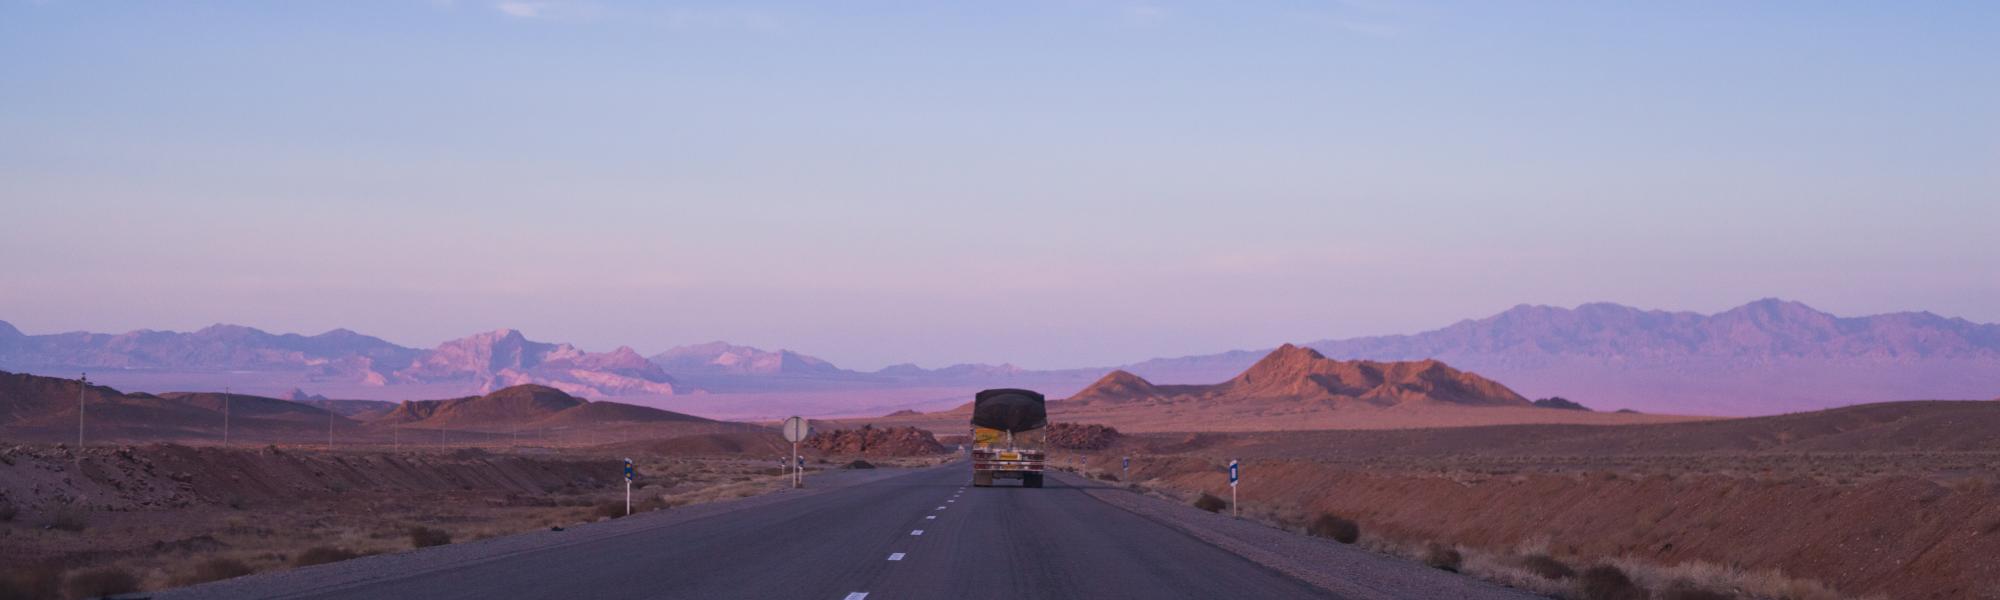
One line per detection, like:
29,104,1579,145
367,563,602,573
802,426,945,456
1133,457,2000,600
1060,403,2000,599
0,442,805,598
0,444,620,513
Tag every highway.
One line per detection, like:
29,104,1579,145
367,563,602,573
164,464,1537,600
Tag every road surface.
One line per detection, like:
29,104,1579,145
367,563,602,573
164,463,1534,600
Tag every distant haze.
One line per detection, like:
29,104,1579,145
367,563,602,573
1,2,1994,369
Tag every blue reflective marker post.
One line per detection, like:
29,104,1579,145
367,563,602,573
623,458,635,516
1122,456,1130,482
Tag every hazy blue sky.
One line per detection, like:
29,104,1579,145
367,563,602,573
2,1,1995,369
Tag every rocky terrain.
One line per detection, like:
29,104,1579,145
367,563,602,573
801,425,946,457
1045,423,1121,450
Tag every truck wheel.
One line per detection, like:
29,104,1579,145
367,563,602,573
1024,473,1044,488
973,471,993,487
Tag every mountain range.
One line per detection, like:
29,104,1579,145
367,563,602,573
1120,299,2000,414
2,298,1995,415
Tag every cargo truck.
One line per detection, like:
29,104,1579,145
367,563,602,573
970,388,1048,488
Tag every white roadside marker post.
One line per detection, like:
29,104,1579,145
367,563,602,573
624,457,635,516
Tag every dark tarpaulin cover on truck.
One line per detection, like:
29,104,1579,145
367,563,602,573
972,388,1047,432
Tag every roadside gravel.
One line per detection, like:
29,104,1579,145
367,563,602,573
1053,472,1546,600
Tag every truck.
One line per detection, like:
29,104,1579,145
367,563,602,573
969,388,1048,488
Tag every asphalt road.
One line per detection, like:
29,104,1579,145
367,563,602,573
160,464,1442,600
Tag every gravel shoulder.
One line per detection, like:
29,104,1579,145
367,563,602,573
1051,471,1546,600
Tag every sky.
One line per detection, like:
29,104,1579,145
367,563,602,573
2,1,1996,370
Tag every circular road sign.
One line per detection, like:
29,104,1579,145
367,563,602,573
781,416,809,443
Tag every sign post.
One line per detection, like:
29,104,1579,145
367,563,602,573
1122,456,1130,481
781,416,809,489
1228,459,1240,517
623,457,635,516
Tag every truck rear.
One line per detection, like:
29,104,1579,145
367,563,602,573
969,388,1048,488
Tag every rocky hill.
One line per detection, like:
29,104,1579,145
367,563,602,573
1076,344,1530,408
380,384,714,429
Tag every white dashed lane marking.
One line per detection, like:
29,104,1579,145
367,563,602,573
936,506,945,510
888,553,906,561
911,530,924,536
925,515,936,520
844,594,869,600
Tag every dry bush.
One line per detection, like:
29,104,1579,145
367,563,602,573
1307,513,1360,544
0,502,16,523
593,501,629,520
293,546,362,567
1423,543,1464,572
0,564,62,600
1608,558,1844,600
407,526,452,548
1580,564,1648,600
44,506,87,532
1657,581,1734,600
1521,554,1576,580
172,558,255,587
63,567,139,600
1192,493,1228,513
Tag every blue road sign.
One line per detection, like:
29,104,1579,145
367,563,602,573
1228,459,1239,487
623,457,635,482
1122,456,1130,469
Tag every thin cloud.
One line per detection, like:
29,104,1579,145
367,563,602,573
493,1,599,21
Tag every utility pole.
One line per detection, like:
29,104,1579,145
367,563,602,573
327,406,335,452
222,387,231,447
76,373,87,456
393,423,399,451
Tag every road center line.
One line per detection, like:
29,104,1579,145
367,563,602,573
844,593,869,600
925,515,936,519
888,553,905,561
911,530,924,536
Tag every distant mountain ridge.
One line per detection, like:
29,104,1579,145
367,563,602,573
1119,299,2000,415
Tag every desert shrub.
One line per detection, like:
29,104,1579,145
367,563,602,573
172,558,255,586
1192,493,1228,513
292,546,361,567
845,460,876,469
1307,513,1360,544
224,495,247,510
1658,581,1735,600
0,564,62,600
1097,472,1120,482
63,567,139,599
1423,543,1463,572
1521,554,1576,580
0,503,16,523
1580,564,1648,600
593,501,628,520
45,506,88,532
408,526,452,548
